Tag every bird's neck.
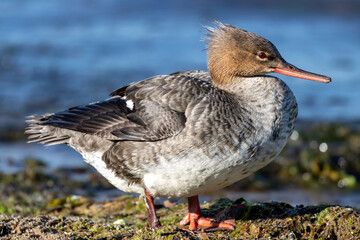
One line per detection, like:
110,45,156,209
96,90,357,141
214,75,279,100
214,75,294,128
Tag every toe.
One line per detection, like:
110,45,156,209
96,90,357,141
218,220,236,230
179,213,190,226
180,213,236,231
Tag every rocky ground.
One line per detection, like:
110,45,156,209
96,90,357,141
0,122,360,239
0,196,359,239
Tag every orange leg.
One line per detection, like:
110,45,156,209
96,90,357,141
179,196,236,231
145,189,161,229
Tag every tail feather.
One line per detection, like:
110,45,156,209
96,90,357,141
25,97,137,145
25,114,71,146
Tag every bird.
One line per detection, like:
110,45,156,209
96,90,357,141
25,22,331,231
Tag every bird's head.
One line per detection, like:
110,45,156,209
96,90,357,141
206,22,331,86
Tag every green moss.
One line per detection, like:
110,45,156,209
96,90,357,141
135,199,146,213
315,207,332,224
47,197,67,208
0,201,15,215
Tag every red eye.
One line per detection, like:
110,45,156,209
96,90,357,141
258,52,267,59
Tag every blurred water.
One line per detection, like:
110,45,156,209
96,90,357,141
0,1,360,205
0,0,360,128
0,141,85,173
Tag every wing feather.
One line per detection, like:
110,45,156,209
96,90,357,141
37,70,212,142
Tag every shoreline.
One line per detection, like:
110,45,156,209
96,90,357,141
0,195,359,239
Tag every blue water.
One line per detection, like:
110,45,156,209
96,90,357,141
0,0,360,128
0,0,360,205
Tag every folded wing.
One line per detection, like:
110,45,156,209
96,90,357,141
30,71,212,142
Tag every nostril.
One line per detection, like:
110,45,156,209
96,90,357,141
289,65,295,70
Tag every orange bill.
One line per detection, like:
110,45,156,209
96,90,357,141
273,63,331,83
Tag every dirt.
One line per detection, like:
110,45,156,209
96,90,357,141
0,196,359,239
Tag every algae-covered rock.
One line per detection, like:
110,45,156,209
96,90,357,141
0,196,359,239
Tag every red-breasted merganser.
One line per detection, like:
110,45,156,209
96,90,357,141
26,22,331,231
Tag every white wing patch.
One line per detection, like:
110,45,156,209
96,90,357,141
120,96,134,111
126,99,134,110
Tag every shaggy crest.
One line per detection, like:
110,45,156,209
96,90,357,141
205,21,265,50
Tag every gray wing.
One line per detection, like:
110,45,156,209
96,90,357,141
37,70,212,142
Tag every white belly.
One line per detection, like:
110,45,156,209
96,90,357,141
142,145,276,198
70,127,289,199
80,151,143,194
